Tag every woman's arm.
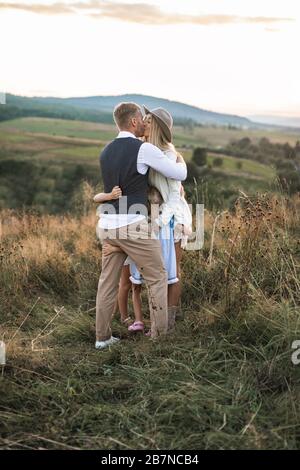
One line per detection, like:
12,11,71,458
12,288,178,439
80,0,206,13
138,143,187,181
93,186,122,203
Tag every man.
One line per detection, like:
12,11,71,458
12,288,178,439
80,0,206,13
95,102,187,349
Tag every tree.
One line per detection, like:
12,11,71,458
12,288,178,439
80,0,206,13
259,137,270,148
185,161,199,183
277,169,300,194
212,157,223,167
238,137,251,148
192,147,207,166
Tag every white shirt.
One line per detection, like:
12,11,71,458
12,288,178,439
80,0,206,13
98,131,187,229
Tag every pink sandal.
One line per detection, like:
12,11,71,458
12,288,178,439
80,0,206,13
128,321,144,332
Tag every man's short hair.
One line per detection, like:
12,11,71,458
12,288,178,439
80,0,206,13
113,102,141,129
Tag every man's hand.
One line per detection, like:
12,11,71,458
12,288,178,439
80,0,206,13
110,186,122,200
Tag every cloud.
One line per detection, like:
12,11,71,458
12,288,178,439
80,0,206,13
0,1,295,26
265,27,280,33
0,2,74,15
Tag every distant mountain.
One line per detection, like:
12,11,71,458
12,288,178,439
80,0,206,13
33,93,253,127
1,94,113,124
249,115,300,129
2,93,255,128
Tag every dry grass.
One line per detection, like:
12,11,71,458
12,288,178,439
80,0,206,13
0,192,300,449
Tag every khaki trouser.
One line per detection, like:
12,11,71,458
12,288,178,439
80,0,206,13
96,220,168,341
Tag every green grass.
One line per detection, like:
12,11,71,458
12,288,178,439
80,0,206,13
1,308,299,450
179,125,300,147
50,145,102,160
0,116,284,213
0,118,116,142
1,117,299,148
0,131,34,144
181,150,275,181
0,114,300,449
1,194,300,449
207,153,276,181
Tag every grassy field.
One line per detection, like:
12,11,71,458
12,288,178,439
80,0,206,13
0,192,299,449
0,116,283,214
1,117,299,147
0,118,116,142
207,153,276,180
173,125,300,148
0,117,300,449
0,117,295,175
180,149,276,181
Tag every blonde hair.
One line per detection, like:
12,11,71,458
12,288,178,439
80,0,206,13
113,102,140,129
146,114,182,159
146,112,184,204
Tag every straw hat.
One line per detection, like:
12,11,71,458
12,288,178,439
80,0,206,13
142,105,173,142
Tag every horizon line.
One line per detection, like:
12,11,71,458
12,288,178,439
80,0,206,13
2,90,299,119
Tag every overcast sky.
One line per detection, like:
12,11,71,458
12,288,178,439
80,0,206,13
0,0,299,116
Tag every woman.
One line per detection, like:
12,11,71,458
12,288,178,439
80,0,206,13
142,107,192,306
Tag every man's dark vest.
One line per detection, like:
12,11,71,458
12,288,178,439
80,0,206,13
99,137,148,215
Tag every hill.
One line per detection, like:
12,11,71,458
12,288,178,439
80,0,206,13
30,93,253,127
2,93,254,127
249,115,300,129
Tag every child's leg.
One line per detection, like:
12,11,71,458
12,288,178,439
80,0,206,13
132,283,143,323
118,265,132,322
